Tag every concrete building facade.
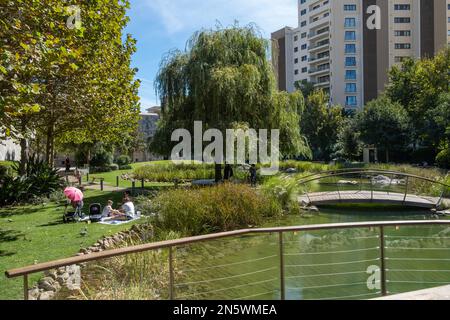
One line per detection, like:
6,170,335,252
272,0,450,109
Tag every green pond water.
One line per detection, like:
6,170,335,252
173,205,450,300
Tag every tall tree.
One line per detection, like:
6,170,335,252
300,89,344,161
0,0,140,168
356,96,411,163
153,25,311,163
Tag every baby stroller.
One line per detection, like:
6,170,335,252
89,203,103,222
63,200,84,223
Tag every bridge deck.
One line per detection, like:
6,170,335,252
298,190,440,208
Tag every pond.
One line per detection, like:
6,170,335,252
173,205,450,300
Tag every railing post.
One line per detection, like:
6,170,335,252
169,246,175,300
336,176,342,202
379,226,387,296
86,172,89,183
279,232,285,300
370,175,374,201
403,177,409,204
100,178,104,191
132,180,135,196
141,178,145,190
23,274,28,300
116,176,119,188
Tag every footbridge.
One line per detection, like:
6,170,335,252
298,169,450,209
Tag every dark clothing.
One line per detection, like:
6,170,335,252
250,167,257,186
224,164,234,180
65,158,71,172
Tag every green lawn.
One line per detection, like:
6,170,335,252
0,189,146,300
87,161,173,188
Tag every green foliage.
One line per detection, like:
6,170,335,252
436,148,450,169
134,163,216,182
332,118,363,162
0,0,140,165
153,24,310,159
149,183,282,236
90,145,114,167
300,90,344,161
356,96,411,162
386,48,450,152
0,156,62,206
116,155,131,166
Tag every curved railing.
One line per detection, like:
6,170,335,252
5,220,450,300
296,169,450,209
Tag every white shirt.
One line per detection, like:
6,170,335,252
122,202,135,218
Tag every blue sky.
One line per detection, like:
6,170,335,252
124,0,298,111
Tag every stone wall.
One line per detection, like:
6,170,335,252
28,224,154,300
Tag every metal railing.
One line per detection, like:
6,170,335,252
297,169,450,209
5,220,450,300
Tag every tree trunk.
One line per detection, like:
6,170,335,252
18,119,29,175
385,148,389,163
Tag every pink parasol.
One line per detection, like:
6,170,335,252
64,187,84,202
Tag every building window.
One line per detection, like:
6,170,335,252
294,47,299,52
394,56,408,63
295,69,299,75
394,17,411,23
344,4,357,11
294,58,299,64
301,21,307,27
301,9,307,16
346,96,357,106
301,44,307,50
344,18,356,27
301,55,307,61
394,4,410,10
301,32,307,38
294,35,298,41
345,44,356,53
395,43,411,49
394,30,411,36
345,83,357,93
345,57,356,66
301,67,308,73
345,31,356,41
345,70,357,80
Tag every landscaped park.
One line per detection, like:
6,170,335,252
1,1,450,301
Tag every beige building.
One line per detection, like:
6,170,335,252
272,0,450,109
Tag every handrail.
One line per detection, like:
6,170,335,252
296,169,450,188
6,220,450,278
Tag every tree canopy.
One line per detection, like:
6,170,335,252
152,25,311,160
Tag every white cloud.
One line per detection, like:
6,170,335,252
141,0,298,37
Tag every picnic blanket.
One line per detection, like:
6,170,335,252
98,216,141,225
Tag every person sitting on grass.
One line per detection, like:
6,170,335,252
102,200,115,218
105,195,135,221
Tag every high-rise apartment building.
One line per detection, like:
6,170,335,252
272,0,450,109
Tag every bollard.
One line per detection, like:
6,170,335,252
100,179,104,191
132,180,135,196
86,173,89,182
141,178,144,190
116,176,119,188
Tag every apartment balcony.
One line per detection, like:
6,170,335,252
309,1,331,17
308,41,330,53
308,29,329,42
308,17,330,30
314,80,330,88
308,66,330,76
308,55,330,65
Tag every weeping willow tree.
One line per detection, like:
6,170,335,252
152,24,311,164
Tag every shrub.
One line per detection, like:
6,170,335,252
0,157,62,206
90,166,112,173
119,164,133,170
436,149,450,169
116,155,131,166
149,183,282,236
0,164,8,179
134,163,215,182
90,146,113,167
109,163,119,171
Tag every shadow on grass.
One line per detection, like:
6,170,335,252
0,229,25,243
0,250,16,257
0,206,43,218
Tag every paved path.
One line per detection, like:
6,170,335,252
373,285,450,300
299,190,441,209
